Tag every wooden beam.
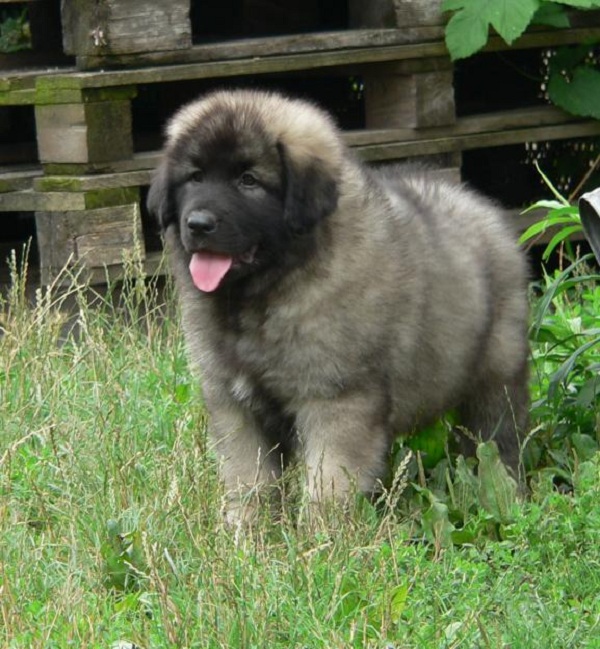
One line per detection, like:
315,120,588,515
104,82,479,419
40,24,600,89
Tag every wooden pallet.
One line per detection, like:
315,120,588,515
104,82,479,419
2,0,600,284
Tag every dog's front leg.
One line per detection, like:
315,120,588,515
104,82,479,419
295,392,391,504
208,399,284,525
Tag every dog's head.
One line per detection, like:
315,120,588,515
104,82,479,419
146,90,342,293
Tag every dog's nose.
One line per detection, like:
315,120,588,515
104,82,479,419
187,210,217,234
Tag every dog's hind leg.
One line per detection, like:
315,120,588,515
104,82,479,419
457,364,529,476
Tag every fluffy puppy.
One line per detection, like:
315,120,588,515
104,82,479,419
147,89,530,522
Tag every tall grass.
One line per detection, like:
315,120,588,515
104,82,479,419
1,252,600,648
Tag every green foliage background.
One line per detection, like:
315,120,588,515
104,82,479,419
443,0,600,117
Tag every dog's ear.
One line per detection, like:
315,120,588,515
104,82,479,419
278,142,339,235
146,161,176,231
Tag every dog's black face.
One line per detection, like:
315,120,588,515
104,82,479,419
147,109,339,293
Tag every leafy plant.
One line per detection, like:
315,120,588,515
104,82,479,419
0,9,31,53
442,0,600,118
443,0,600,60
520,166,600,476
520,161,585,262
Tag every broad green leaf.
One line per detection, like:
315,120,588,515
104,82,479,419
336,574,364,620
443,0,540,60
531,256,597,335
444,9,489,60
419,487,456,548
451,526,477,545
407,420,448,469
548,65,600,119
532,3,570,27
574,460,600,493
542,224,584,261
451,455,479,517
576,376,600,407
571,433,599,462
548,335,600,399
389,582,409,622
521,200,575,213
476,441,518,524
546,0,597,7
441,0,467,10
519,215,581,245
488,0,540,44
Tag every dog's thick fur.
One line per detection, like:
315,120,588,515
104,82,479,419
148,89,530,521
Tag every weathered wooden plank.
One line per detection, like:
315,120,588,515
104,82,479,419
42,151,161,176
364,68,455,129
37,43,449,90
34,169,153,192
35,83,137,106
62,0,191,56
25,106,600,183
35,100,133,163
0,166,41,193
75,219,143,268
344,106,581,146
0,190,85,212
0,187,139,212
0,67,76,107
349,0,445,28
358,121,600,161
36,203,144,283
0,68,71,92
0,89,36,105
51,24,600,89
0,69,45,105
77,27,444,69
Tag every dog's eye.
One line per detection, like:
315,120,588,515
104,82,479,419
239,172,258,188
189,169,204,183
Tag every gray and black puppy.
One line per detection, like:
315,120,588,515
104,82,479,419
147,89,530,522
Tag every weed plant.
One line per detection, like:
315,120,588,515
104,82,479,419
1,242,600,648
520,167,600,480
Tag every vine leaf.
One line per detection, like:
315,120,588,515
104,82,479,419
548,64,600,119
532,3,570,27
547,0,599,7
442,0,540,60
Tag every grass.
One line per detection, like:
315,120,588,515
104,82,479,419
1,254,600,649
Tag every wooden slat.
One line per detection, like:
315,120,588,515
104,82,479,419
0,189,87,211
62,0,191,57
345,106,577,146
35,106,600,178
40,44,448,90
41,24,600,90
1,24,599,101
3,106,599,211
0,66,76,105
0,187,139,211
357,120,600,161
77,27,445,69
67,250,166,286
34,169,152,192
42,151,161,177
0,166,42,193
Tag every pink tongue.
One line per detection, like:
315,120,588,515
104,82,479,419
189,251,233,292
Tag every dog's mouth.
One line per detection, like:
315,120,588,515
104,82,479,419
189,246,258,293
